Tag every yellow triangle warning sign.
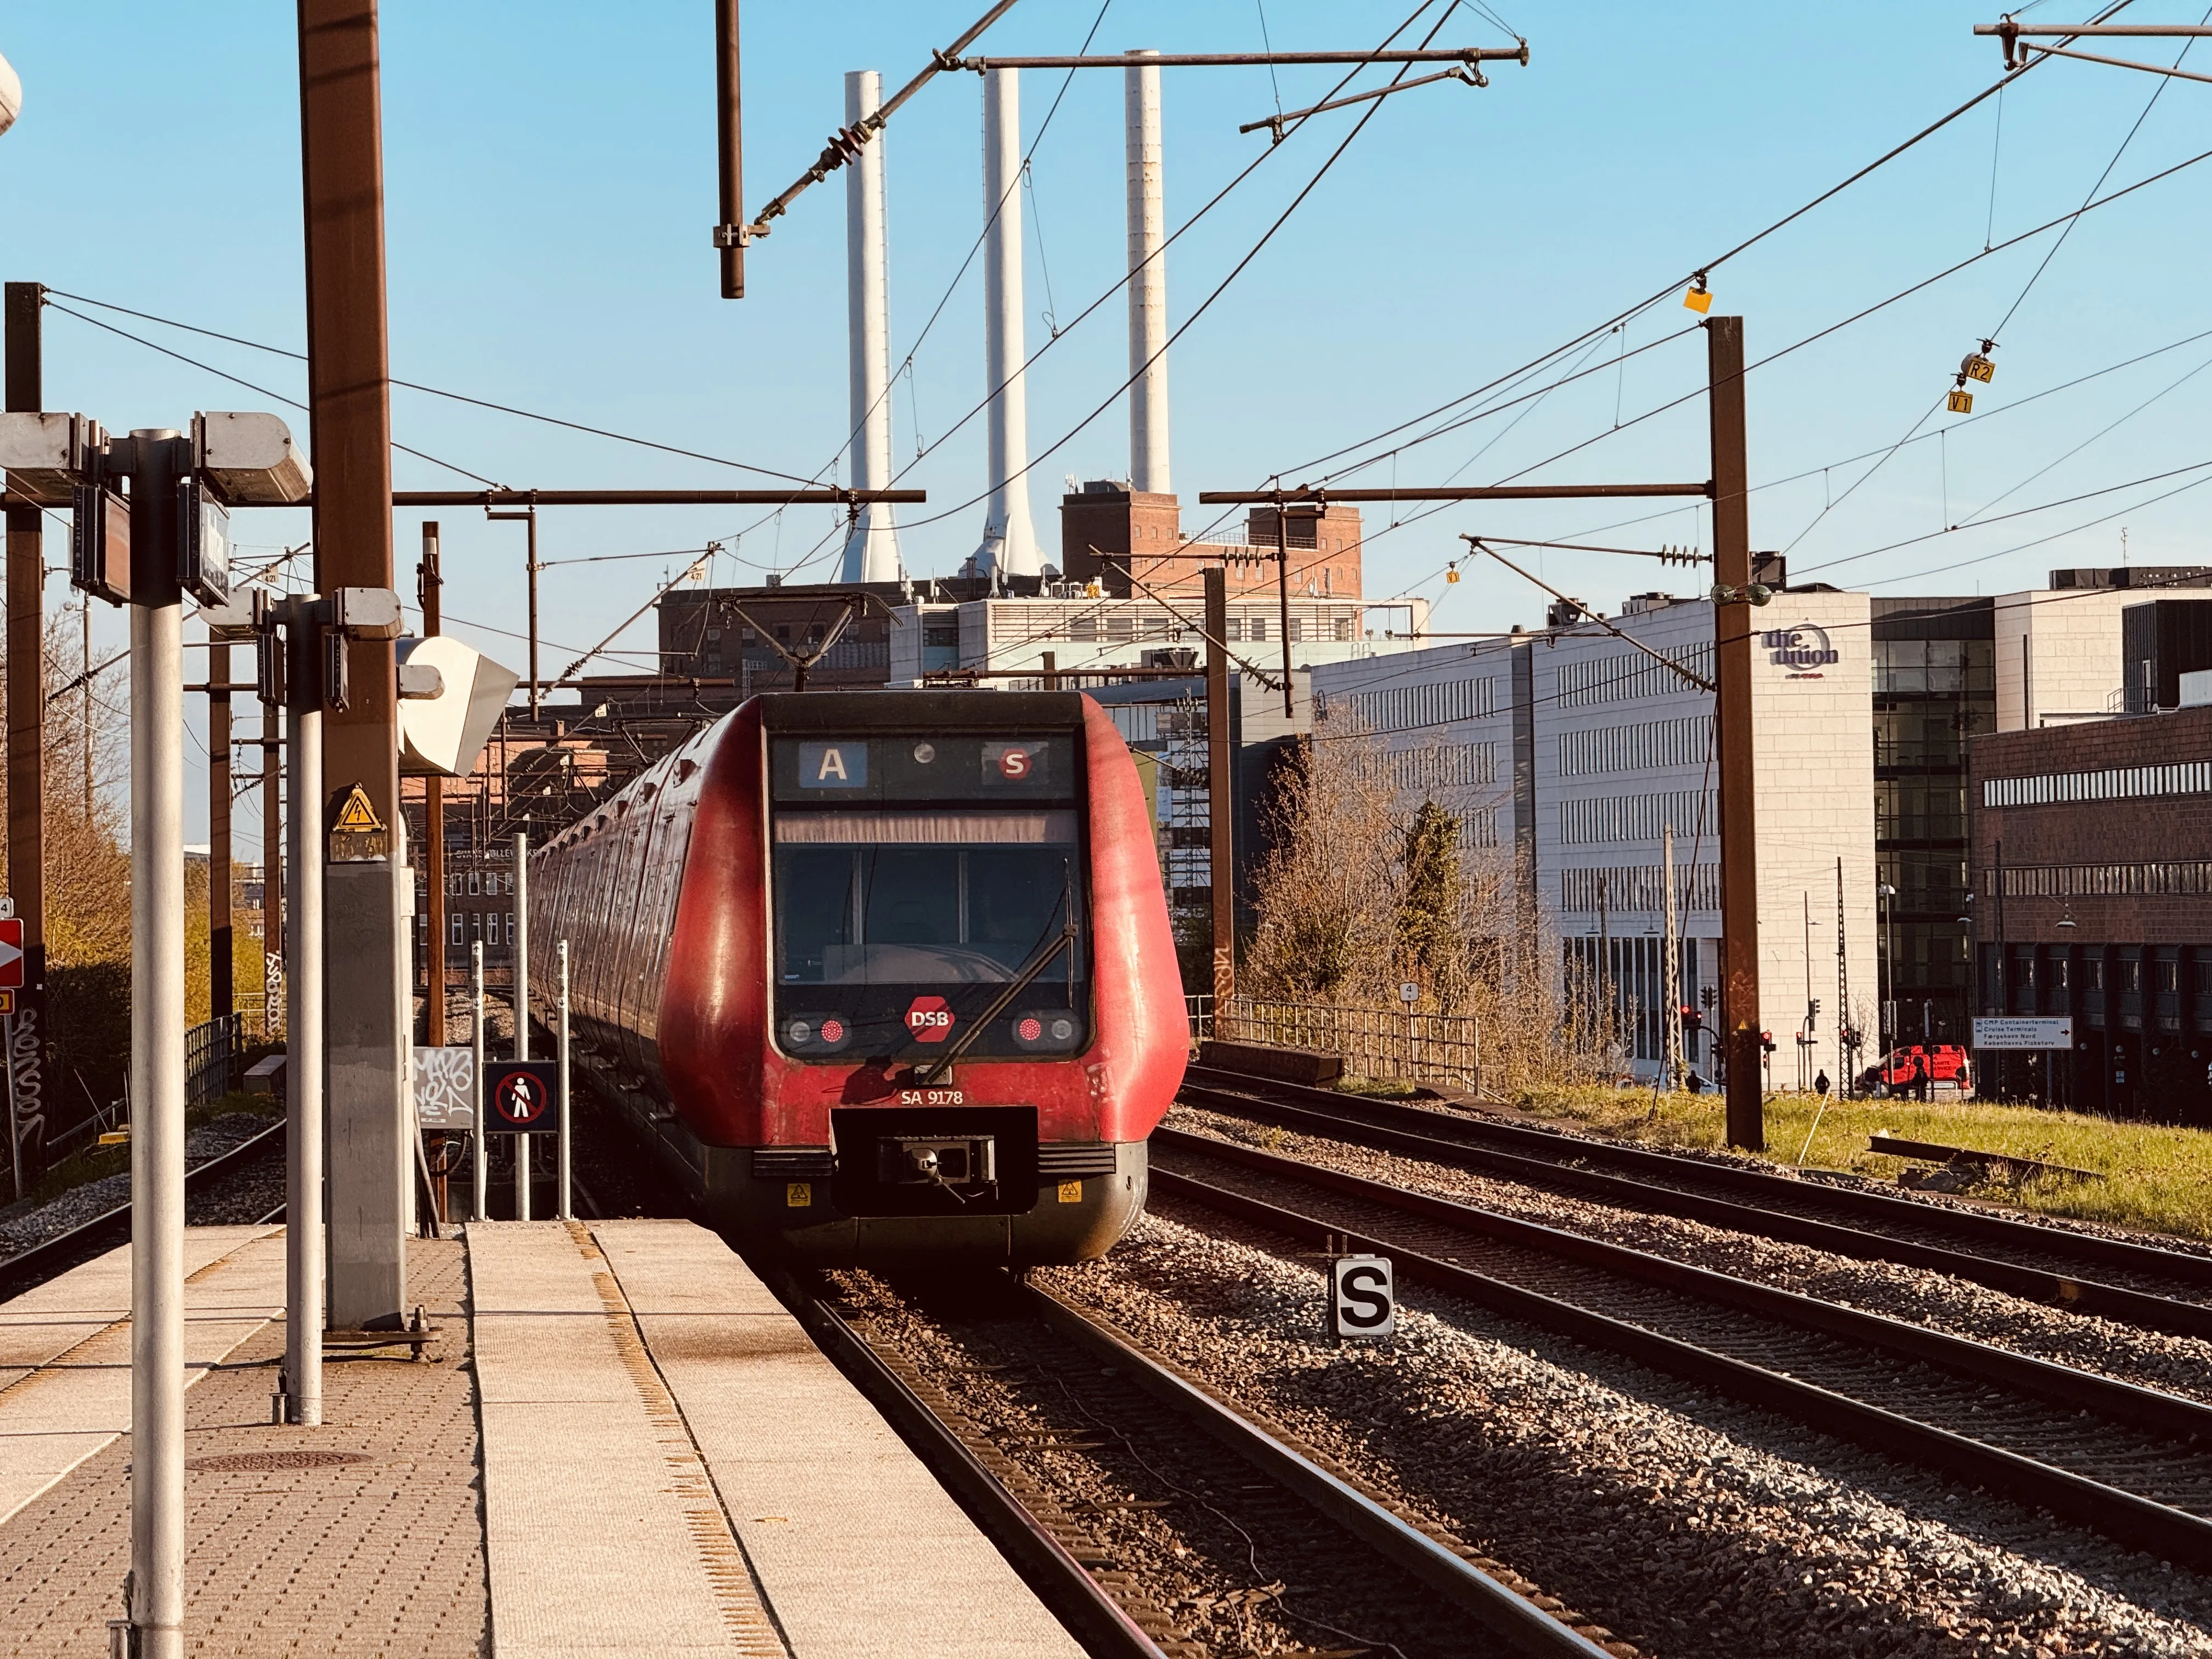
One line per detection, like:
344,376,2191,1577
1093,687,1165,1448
333,785,384,834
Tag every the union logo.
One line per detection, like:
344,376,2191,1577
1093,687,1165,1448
1759,621,1839,673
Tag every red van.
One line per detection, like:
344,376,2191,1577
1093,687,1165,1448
1860,1044,1973,1097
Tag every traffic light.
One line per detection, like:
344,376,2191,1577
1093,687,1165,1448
1700,986,1717,1011
1680,1004,1705,1034
1759,1031,1777,1056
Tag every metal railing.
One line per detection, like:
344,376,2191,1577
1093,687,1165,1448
185,1013,245,1110
1189,995,1483,1085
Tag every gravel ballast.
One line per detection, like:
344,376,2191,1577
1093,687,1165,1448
1174,1104,2212,1409
0,1113,280,1254
1039,1202,2212,1658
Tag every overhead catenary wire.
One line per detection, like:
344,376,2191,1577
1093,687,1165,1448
892,0,1477,533
42,287,840,489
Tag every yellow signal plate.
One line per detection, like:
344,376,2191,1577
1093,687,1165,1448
785,1181,812,1208
333,784,383,833
1682,286,1712,314
1056,1180,1084,1204
1947,389,1974,414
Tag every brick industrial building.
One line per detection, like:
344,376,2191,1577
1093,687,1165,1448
1970,671,2212,1125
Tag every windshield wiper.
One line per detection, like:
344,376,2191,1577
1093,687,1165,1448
913,908,1079,1086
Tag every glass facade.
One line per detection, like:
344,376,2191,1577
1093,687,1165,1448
1871,604,1995,1051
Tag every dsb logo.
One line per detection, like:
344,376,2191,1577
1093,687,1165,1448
904,995,955,1043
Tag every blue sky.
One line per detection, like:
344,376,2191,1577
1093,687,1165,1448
6,3,2212,840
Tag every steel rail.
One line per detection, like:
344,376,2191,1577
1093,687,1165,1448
1026,1285,1617,1658
0,1119,287,1301
1185,1064,2212,1295
1153,1133,2212,1570
1178,1071,2212,1341
780,1279,1171,1659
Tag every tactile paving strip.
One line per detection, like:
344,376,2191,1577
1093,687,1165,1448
566,1222,789,1658
0,1237,489,1656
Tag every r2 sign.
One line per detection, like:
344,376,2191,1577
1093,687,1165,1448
1329,1254,1396,1341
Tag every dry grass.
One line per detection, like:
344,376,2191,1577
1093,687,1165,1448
1493,1082,2212,1245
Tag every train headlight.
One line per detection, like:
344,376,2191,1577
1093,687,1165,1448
1011,1010,1083,1052
785,1014,854,1054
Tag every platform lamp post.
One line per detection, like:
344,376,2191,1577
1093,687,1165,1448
0,408,310,1659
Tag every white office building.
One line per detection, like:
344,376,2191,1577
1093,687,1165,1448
1313,588,1878,1083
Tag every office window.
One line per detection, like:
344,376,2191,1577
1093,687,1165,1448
506,912,517,946
470,912,482,944
450,915,464,946
467,871,480,896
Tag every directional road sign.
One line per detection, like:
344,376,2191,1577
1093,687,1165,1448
482,1060,560,1135
0,918,25,991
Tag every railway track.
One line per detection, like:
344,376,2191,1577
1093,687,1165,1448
1152,1124,2212,1575
779,1263,1622,1659
1182,1065,2212,1342
0,1119,288,1300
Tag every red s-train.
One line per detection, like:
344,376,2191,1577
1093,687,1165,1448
528,691,1188,1262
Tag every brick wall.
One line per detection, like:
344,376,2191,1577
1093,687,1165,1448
1970,705,2212,945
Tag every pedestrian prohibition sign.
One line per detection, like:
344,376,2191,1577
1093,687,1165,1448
482,1061,560,1135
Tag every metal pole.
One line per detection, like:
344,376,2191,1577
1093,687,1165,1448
1836,855,1850,1097
262,683,283,1040
4,1014,19,1202
1204,566,1234,1012
1707,315,1764,1151
715,0,746,299
557,940,571,1221
1662,822,1681,1091
1126,49,1169,493
840,67,901,583
299,0,408,1333
210,643,234,1019
513,832,530,1062
512,832,529,1221
974,66,1040,577
82,600,92,821
1273,503,1294,716
421,523,446,1049
471,939,486,1222
526,506,540,719
5,283,49,1182
284,600,325,1427
126,428,188,1659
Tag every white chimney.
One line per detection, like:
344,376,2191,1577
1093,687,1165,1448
840,70,902,584
1126,50,1169,495
974,66,1041,579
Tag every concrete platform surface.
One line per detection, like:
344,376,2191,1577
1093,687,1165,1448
0,1231,487,1656
0,1219,1083,1657
474,1218,1080,1659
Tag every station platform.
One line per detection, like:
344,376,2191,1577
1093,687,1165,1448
0,1219,1081,1657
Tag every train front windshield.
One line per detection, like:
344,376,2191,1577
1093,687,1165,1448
768,733,1089,1061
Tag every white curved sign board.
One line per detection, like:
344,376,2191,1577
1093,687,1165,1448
396,635,520,778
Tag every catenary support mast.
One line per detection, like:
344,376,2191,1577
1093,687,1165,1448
298,0,410,1327
1707,315,1764,1151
